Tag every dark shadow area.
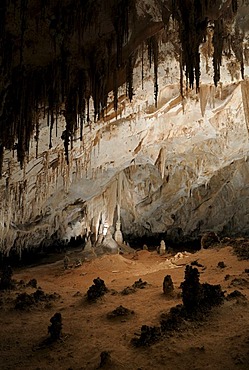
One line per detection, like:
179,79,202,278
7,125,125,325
124,233,201,252
0,235,85,268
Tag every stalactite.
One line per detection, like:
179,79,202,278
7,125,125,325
209,85,215,108
172,1,208,90
231,32,244,81
63,88,78,164
80,100,85,141
141,42,144,90
147,35,159,106
87,97,90,123
179,50,183,97
213,19,224,86
152,37,159,108
20,0,28,65
78,69,86,140
170,0,238,91
55,108,59,137
199,85,209,117
126,55,133,102
113,0,131,68
113,68,118,111
49,111,54,149
15,73,28,166
47,109,50,127
89,43,109,121
148,37,153,68
156,148,166,179
35,115,39,159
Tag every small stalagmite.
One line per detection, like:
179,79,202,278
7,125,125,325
163,275,174,295
159,240,166,255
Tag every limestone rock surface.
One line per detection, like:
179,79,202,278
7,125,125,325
1,23,249,254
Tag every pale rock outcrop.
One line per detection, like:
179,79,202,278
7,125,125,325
102,227,119,254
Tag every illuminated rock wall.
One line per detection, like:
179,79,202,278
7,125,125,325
1,37,249,254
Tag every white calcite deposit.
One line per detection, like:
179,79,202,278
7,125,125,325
1,30,249,254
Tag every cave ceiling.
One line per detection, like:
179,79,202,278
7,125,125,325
0,0,248,175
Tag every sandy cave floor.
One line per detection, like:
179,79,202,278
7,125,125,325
0,245,249,370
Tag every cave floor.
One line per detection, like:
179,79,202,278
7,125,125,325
0,245,249,370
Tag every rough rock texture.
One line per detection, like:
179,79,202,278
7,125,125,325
1,4,249,254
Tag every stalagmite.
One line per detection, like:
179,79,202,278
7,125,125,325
114,220,123,244
159,240,166,255
103,226,118,253
114,172,123,244
84,236,92,252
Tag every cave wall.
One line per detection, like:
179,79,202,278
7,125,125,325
1,30,249,254
1,2,249,254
